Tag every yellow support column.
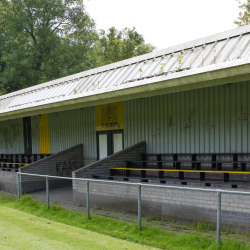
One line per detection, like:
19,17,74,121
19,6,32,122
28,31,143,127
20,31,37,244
39,114,50,154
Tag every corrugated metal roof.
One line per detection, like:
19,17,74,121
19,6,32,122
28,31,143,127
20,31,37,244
1,25,250,114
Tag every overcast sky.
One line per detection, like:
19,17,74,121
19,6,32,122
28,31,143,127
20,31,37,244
85,0,241,50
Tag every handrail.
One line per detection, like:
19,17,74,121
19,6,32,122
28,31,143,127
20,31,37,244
16,172,250,244
143,153,250,155
18,172,250,194
130,160,249,163
109,167,250,174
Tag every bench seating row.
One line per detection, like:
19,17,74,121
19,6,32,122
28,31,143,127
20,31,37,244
109,153,250,184
0,154,51,172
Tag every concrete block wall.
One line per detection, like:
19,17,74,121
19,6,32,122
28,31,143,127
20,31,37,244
73,180,250,231
0,171,18,192
20,144,83,192
73,141,146,178
83,157,97,167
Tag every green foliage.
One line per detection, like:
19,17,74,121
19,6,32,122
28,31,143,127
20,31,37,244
138,68,143,77
0,86,7,95
0,0,98,93
146,215,161,222
159,63,166,74
175,54,184,70
0,1,155,94
0,194,249,250
192,220,216,232
235,0,250,26
97,27,155,66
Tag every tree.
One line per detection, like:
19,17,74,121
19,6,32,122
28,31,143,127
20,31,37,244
234,0,250,26
0,1,155,94
0,0,98,93
0,0,10,93
97,27,155,66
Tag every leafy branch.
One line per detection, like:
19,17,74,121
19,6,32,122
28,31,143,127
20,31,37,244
159,63,166,74
175,55,184,70
234,0,250,27
138,68,143,77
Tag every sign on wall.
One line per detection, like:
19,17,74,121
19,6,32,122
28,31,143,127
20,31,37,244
96,102,124,131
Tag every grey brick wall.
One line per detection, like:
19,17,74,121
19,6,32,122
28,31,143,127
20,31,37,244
0,171,17,192
83,157,97,167
73,141,146,178
73,180,250,232
20,144,83,192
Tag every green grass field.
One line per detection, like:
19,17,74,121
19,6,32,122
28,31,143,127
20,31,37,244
0,206,156,250
0,193,249,250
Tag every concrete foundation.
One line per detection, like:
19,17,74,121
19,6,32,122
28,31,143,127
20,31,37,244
73,180,250,232
0,171,18,192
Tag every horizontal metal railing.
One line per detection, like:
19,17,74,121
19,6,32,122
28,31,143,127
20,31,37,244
110,167,250,174
17,172,250,245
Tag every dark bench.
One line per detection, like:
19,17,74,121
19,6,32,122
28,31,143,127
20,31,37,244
109,153,250,184
0,154,51,172
109,167,250,183
140,153,242,169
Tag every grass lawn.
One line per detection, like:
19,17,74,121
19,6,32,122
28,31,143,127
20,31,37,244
0,193,249,250
0,206,157,250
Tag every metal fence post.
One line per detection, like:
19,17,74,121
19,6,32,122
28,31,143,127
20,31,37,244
86,180,90,220
17,173,20,199
138,184,141,231
217,191,221,244
46,176,49,209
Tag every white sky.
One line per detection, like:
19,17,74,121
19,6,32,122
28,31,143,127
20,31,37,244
85,0,241,50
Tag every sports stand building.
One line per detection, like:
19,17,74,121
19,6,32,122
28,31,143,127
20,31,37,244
1,25,250,230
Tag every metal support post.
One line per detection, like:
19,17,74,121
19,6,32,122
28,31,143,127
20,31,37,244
86,180,90,220
138,184,141,230
17,173,20,199
217,191,221,244
46,176,49,209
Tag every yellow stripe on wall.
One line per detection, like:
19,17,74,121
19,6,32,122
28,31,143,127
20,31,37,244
39,114,50,154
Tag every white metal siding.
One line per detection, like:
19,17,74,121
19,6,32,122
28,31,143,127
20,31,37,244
31,115,40,154
0,81,250,156
124,81,250,154
48,107,96,157
0,107,96,156
0,118,24,153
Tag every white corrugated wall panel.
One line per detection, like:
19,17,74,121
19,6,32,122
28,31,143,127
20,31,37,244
0,118,24,153
31,115,40,154
1,81,250,157
48,107,96,157
124,81,250,154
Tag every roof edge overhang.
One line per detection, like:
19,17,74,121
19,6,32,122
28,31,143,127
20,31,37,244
1,59,250,121
1,25,250,100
